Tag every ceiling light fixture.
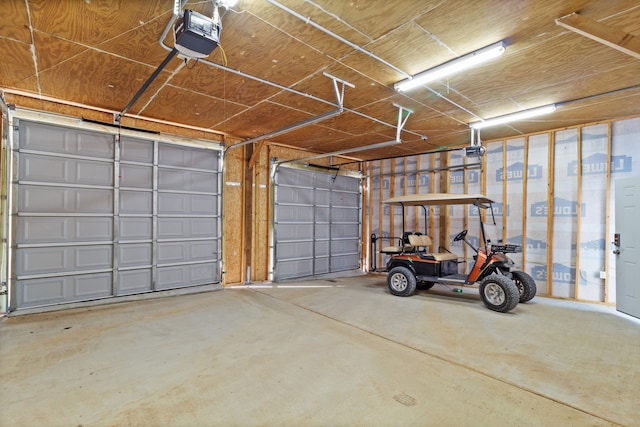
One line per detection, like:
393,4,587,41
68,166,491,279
469,104,557,129
394,41,506,93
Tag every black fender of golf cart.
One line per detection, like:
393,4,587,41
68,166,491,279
385,257,417,275
475,254,515,282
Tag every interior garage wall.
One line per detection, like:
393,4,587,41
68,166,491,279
221,141,363,285
365,115,640,304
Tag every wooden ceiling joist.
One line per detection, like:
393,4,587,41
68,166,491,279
556,12,640,60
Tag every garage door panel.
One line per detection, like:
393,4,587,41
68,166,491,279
332,223,360,239
276,205,313,222
18,277,65,306
332,191,359,207
315,189,329,205
278,167,314,187
19,185,113,213
120,217,152,240
331,207,359,222
120,164,152,189
158,169,217,192
76,160,113,186
20,121,113,158
315,257,329,274
158,240,217,264
331,254,359,271
276,223,313,240
331,238,359,254
118,243,152,267
158,217,217,239
314,224,329,239
118,269,152,294
277,186,314,204
156,263,217,289
276,206,310,223
16,245,112,276
17,272,113,308
332,175,360,192
121,137,153,162
120,190,152,214
315,240,329,257
157,192,217,215
276,259,313,280
276,241,313,260
158,143,218,170
17,216,113,244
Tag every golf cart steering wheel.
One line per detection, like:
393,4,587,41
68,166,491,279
453,229,468,242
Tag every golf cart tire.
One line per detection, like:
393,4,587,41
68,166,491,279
512,271,537,303
387,266,417,297
479,274,519,313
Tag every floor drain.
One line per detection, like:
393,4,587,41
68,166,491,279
393,392,416,406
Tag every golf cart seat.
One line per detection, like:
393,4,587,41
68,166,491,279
408,234,458,261
381,244,403,254
381,232,416,254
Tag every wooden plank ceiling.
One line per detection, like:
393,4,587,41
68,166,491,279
1,0,640,161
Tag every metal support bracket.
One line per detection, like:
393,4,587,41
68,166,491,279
226,73,354,155
323,72,355,110
392,103,413,142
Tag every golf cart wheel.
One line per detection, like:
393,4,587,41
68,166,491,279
387,266,417,297
479,274,519,313
511,271,537,303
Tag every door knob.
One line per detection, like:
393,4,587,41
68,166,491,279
613,249,620,255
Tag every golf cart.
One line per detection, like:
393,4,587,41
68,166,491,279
379,193,536,313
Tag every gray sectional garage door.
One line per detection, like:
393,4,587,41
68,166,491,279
274,166,361,280
10,119,221,311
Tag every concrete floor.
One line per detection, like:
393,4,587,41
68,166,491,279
1,274,638,427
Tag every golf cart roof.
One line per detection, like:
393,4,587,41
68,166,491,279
382,193,494,206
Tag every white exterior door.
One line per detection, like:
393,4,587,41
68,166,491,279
615,176,640,319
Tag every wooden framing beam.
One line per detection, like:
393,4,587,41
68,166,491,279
556,12,640,60
248,140,266,170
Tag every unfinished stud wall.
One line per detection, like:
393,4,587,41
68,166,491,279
222,138,245,285
249,143,271,283
366,152,480,272
366,115,640,304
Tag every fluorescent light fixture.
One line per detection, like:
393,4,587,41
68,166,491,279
469,104,557,129
173,0,180,15
394,41,505,92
